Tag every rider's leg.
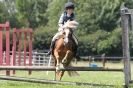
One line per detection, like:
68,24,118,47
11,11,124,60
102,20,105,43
46,32,60,55
72,34,80,60
46,41,55,55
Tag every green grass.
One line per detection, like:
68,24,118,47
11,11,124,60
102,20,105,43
0,62,133,88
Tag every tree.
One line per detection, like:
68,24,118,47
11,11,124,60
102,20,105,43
15,0,50,28
37,0,124,55
1,0,131,56
0,0,23,28
0,1,9,23
75,0,122,33
46,0,67,30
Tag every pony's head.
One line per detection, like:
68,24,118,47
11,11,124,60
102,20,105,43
63,20,79,44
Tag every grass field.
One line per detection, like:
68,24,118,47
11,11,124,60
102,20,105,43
0,61,133,88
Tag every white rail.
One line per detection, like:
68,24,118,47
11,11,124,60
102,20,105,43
2,51,54,66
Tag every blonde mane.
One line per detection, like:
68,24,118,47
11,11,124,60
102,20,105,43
64,20,79,30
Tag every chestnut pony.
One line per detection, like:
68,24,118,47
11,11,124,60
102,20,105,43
52,21,79,80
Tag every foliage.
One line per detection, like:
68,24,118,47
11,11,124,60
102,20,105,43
125,0,133,8
75,0,122,33
15,0,49,28
0,0,133,56
0,1,9,22
78,28,122,55
46,0,67,28
33,26,56,50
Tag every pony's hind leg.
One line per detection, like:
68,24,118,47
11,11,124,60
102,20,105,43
54,51,61,80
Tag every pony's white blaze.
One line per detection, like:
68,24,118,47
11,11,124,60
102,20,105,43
64,28,70,44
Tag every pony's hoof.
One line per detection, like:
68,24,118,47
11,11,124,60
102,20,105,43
56,66,60,71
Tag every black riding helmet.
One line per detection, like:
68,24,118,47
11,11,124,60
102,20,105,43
65,2,75,10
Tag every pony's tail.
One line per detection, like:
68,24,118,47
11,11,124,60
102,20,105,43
67,62,79,77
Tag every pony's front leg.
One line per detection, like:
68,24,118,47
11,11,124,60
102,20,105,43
54,51,60,71
62,50,71,64
56,56,60,71
54,53,62,81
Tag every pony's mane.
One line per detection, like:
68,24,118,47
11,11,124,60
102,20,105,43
64,20,79,29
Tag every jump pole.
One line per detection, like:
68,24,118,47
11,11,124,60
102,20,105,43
0,76,117,86
0,66,123,71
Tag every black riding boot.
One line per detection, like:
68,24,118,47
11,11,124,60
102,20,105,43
46,41,55,56
74,45,80,60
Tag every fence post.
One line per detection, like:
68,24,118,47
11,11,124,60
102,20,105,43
88,56,92,66
121,5,131,88
5,22,10,75
0,22,10,75
18,32,22,66
0,27,3,65
24,31,27,66
28,29,33,75
12,28,17,74
102,54,106,68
